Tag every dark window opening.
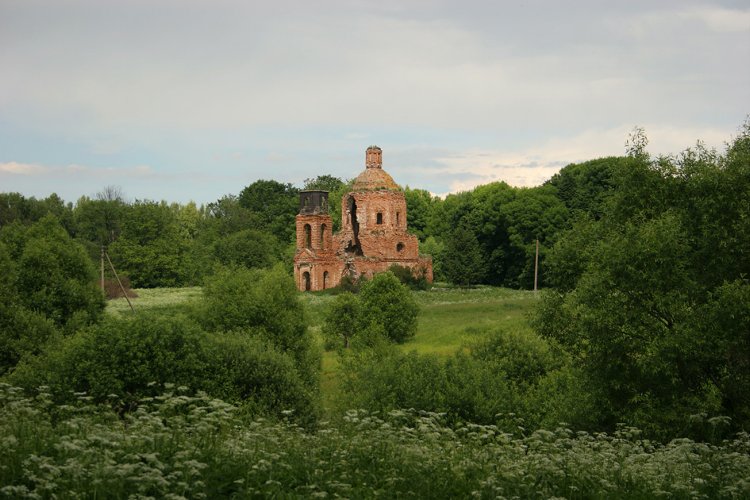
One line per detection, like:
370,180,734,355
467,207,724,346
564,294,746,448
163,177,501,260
396,242,405,253
303,271,311,291
304,224,311,249
396,212,400,226
376,212,383,224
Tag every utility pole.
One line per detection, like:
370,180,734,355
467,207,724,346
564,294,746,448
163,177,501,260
100,246,105,292
104,250,135,313
534,239,539,294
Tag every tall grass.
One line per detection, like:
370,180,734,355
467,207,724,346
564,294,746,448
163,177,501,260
106,287,202,316
301,286,538,409
2,384,748,499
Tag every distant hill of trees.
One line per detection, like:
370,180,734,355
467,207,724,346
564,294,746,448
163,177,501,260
0,158,627,289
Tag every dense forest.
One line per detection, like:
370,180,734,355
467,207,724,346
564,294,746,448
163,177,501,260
0,153,622,290
1,122,749,497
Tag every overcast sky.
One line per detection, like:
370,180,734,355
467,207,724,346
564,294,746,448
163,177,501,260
1,0,748,204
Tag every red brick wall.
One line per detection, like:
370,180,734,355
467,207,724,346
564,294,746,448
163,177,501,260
293,149,433,291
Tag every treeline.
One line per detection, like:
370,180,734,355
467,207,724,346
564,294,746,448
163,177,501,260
0,157,625,289
1,181,306,288
336,123,750,441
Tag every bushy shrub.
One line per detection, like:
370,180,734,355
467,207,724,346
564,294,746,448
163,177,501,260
0,304,58,377
359,272,418,343
419,236,445,281
0,217,103,375
200,332,318,422
8,312,318,421
340,347,448,413
388,264,430,291
336,272,361,293
339,327,580,428
10,215,104,329
197,264,320,398
9,313,207,410
198,265,305,349
321,292,363,349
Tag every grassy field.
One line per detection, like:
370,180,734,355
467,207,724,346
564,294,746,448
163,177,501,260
303,286,538,410
106,285,538,411
107,286,202,316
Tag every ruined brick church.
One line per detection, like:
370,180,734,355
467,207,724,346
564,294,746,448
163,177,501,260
294,146,433,291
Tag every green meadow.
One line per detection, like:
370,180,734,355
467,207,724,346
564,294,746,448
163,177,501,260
107,285,538,411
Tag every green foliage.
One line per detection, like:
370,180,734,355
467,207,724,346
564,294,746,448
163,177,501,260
238,179,299,244
546,157,624,218
403,187,438,240
302,174,347,232
212,228,281,269
0,192,74,230
359,272,418,343
535,123,750,439
108,201,191,287
16,228,102,329
3,386,749,499
685,280,750,432
388,263,430,290
303,174,345,193
0,305,58,377
73,195,124,247
9,312,206,409
341,348,448,413
340,327,590,429
197,265,320,396
542,217,602,291
198,265,305,350
335,272,362,293
4,216,104,329
322,272,422,349
0,301,58,378
441,224,484,286
8,311,315,420
0,217,104,375
419,235,445,281
321,292,363,349
200,332,318,420
203,194,261,235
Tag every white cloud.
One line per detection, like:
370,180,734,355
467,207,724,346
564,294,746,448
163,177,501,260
0,162,49,175
683,6,750,32
0,1,747,204
0,162,156,179
427,124,733,195
4,1,744,135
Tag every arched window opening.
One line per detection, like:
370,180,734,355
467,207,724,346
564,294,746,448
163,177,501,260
396,242,405,253
320,224,327,248
303,271,311,291
304,224,312,249
396,212,400,226
376,212,383,225
323,271,329,289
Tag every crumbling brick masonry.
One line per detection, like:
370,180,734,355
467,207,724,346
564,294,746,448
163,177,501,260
294,146,433,291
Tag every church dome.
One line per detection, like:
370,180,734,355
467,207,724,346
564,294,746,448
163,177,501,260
351,145,401,191
351,167,400,191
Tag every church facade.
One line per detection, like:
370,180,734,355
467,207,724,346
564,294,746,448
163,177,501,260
294,146,433,291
